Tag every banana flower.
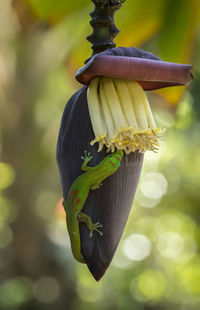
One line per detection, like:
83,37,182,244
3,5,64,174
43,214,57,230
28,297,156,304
57,47,193,280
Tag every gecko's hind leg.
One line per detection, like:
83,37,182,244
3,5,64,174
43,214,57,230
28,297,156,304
78,212,103,237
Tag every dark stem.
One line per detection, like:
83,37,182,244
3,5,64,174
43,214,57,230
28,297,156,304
86,0,126,62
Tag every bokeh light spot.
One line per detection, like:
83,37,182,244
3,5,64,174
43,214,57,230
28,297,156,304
123,234,151,261
155,214,196,238
46,221,69,248
33,276,60,303
129,278,146,302
0,196,10,223
138,269,166,300
180,264,200,295
0,196,18,224
156,214,183,234
140,172,168,200
133,216,158,242
0,277,32,307
157,232,184,259
178,235,197,263
112,251,135,269
0,162,15,190
136,192,161,208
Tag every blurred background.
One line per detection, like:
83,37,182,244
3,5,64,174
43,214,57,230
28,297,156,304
0,0,200,309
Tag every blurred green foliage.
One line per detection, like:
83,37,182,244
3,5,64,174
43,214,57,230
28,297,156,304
0,0,200,309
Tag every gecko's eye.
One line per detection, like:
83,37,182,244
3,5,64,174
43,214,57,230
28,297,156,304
108,155,113,158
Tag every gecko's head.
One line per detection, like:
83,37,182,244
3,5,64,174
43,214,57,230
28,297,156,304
105,150,123,172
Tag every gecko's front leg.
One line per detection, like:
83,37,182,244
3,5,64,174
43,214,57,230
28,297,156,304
81,150,93,171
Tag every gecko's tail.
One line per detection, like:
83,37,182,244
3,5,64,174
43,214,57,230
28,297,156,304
66,216,86,264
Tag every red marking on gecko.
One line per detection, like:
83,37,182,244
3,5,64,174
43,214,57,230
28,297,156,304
114,155,120,161
74,205,78,212
109,160,116,168
72,189,78,202
76,198,81,205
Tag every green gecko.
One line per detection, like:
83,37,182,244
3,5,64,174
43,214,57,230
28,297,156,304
63,150,123,263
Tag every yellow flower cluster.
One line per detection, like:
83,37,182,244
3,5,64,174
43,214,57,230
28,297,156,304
87,76,163,154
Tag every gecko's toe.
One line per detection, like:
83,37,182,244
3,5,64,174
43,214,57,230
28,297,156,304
81,150,93,162
89,231,93,238
96,229,103,236
94,222,103,227
92,222,103,237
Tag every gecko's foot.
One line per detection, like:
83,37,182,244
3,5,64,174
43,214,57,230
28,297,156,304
81,150,93,162
89,222,103,238
90,182,103,190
